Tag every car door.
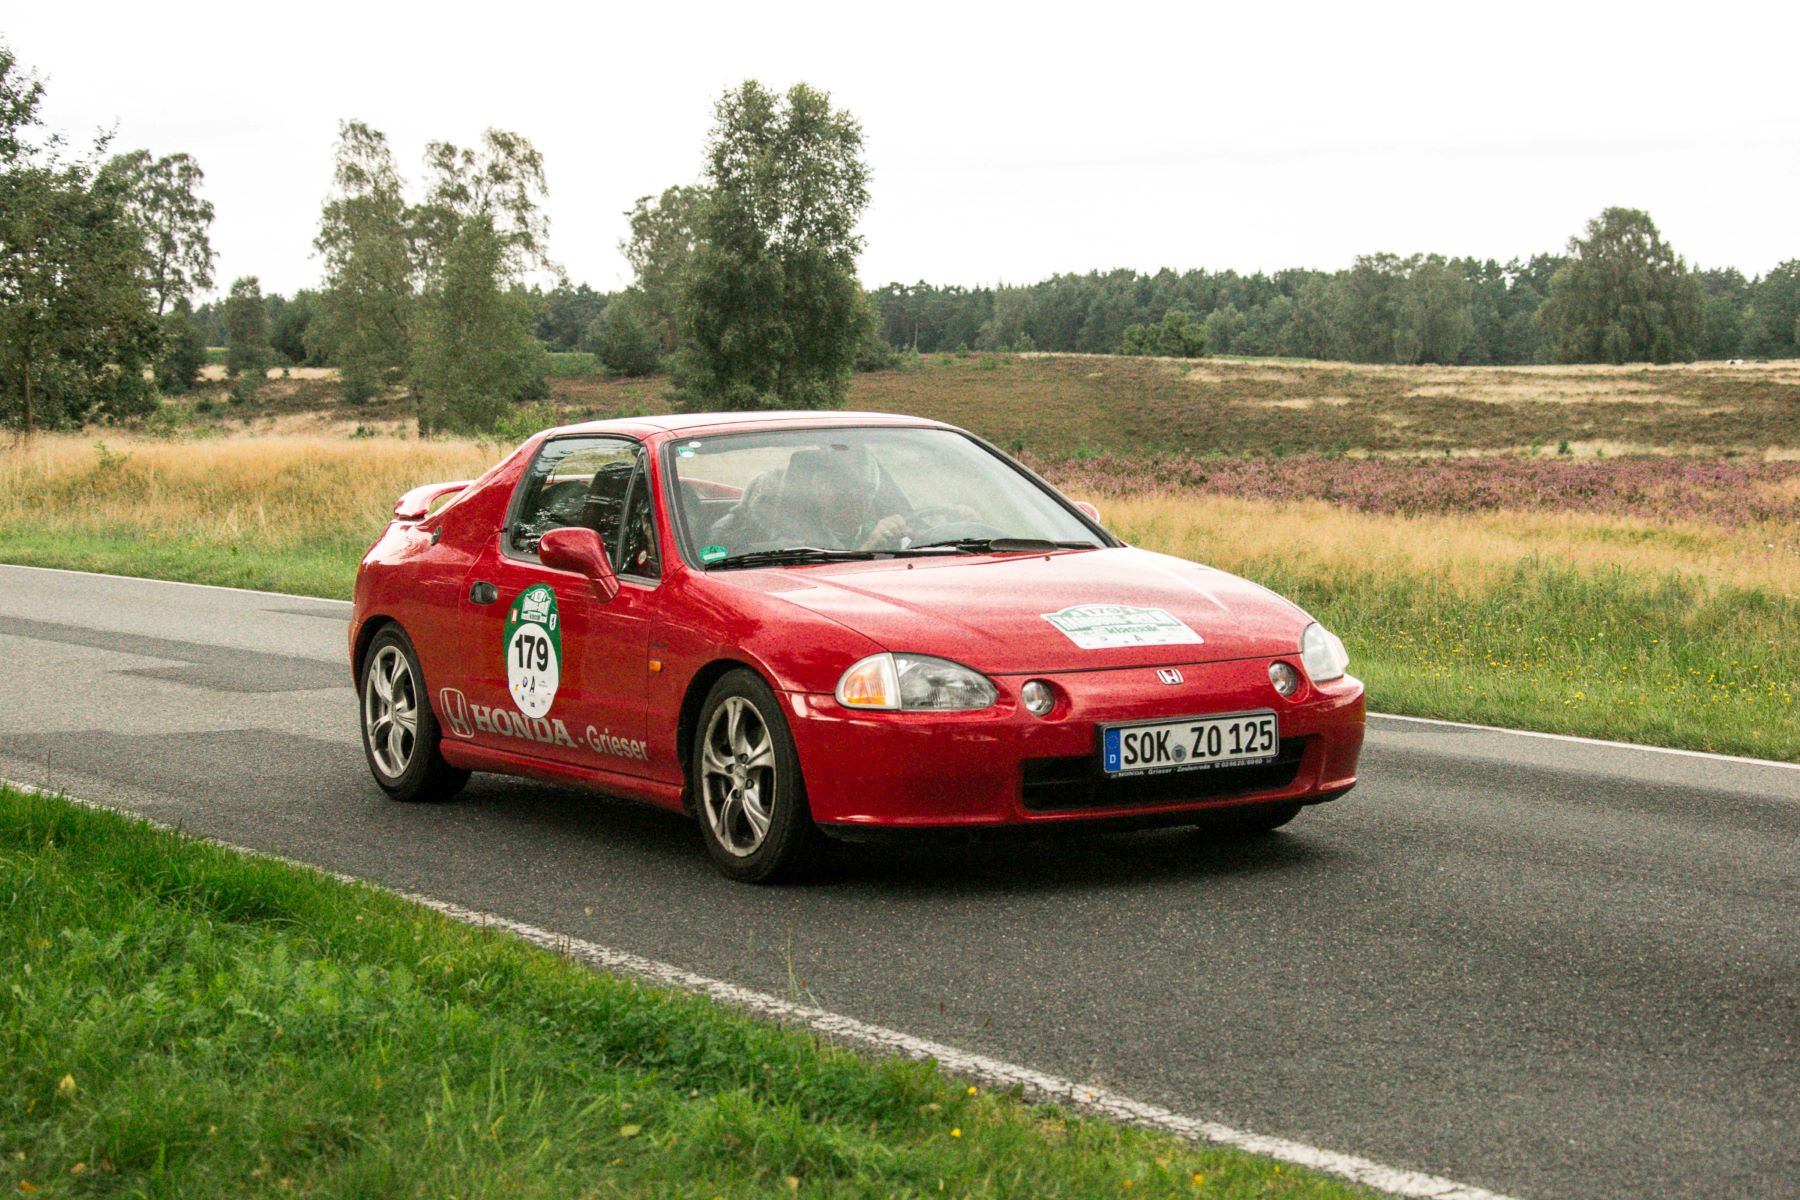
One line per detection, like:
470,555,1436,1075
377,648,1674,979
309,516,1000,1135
451,436,659,776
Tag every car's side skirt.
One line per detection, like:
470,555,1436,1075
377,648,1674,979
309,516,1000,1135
439,741,687,814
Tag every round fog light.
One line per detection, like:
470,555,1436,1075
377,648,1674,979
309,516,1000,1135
1021,680,1055,717
1269,662,1301,697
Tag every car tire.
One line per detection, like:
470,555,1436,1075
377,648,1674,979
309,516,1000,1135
691,669,820,884
1193,801,1303,838
359,624,470,803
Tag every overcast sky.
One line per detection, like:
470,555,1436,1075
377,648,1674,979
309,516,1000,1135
9,1,1798,299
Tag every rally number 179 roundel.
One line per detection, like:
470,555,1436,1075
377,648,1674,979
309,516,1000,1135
505,584,562,718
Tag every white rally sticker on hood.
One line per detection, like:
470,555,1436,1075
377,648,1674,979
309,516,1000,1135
1042,604,1204,650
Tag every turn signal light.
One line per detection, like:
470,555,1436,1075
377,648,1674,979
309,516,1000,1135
1269,661,1301,697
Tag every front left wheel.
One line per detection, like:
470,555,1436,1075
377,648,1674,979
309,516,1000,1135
692,669,820,883
359,624,470,803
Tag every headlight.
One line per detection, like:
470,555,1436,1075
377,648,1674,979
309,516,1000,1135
836,653,998,711
1299,622,1349,683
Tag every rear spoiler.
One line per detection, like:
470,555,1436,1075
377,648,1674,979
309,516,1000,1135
393,480,473,521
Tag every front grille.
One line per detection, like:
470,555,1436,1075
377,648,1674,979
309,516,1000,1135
1021,737,1308,812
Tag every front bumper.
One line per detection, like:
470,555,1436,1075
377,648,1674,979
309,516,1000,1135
786,655,1365,830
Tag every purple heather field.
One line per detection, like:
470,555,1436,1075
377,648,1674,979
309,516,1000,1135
1036,454,1800,528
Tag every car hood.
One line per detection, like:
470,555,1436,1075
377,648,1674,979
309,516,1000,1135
716,547,1310,674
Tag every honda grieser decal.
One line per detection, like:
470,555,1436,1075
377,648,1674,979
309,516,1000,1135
438,686,648,763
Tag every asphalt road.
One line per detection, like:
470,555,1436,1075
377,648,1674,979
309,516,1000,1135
1,564,1794,1200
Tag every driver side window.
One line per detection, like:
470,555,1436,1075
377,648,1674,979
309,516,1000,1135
508,437,638,558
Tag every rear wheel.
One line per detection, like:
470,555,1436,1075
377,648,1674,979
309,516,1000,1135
1193,801,1303,838
692,669,819,883
359,624,469,803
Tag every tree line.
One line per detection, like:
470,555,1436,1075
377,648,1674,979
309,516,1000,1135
6,31,1799,438
871,216,1800,365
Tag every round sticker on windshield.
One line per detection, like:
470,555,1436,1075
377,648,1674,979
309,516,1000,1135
700,544,728,564
505,584,562,718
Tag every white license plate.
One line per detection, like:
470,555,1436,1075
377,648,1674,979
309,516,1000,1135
1101,710,1279,776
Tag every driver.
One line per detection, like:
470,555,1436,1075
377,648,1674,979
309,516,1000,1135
775,446,910,550
708,445,911,553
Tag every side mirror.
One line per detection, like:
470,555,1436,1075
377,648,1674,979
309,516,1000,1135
537,527,619,603
1073,500,1102,523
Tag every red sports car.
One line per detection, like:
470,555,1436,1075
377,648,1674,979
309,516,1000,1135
352,412,1364,881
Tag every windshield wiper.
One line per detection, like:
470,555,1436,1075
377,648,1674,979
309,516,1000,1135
904,537,1100,554
705,547,878,570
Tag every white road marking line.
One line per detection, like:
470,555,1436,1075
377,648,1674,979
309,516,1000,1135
5,777,1519,1200
1368,712,1799,771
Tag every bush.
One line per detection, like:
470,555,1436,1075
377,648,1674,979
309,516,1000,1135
593,296,661,377
1120,310,1207,358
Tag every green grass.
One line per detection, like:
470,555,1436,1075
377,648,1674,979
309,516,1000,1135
1247,557,1798,761
546,351,602,378
0,525,365,600
0,788,1374,1199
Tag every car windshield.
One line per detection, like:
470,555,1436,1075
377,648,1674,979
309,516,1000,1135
667,426,1103,566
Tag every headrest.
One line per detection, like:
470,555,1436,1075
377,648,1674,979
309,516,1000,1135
782,446,879,502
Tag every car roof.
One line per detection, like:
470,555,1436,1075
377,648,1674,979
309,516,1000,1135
545,410,949,441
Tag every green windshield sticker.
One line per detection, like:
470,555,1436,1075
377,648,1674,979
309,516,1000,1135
677,447,696,458
700,544,728,564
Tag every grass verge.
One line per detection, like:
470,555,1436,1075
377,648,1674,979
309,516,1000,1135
0,787,1373,1198
1109,496,1797,761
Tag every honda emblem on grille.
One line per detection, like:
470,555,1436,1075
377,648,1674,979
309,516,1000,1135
1156,668,1184,685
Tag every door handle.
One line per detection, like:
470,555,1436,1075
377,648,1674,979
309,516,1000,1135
469,581,498,605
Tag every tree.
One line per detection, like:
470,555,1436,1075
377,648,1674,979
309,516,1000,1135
1393,255,1472,364
1742,260,1800,359
535,281,606,352
0,43,158,432
411,217,548,433
310,120,552,427
408,129,551,430
1202,303,1244,356
678,81,870,410
224,275,270,402
415,129,549,270
118,151,220,391
623,185,706,353
1695,267,1750,359
309,121,415,402
103,149,214,317
271,289,325,365
155,299,206,393
1330,255,1406,361
1537,207,1701,364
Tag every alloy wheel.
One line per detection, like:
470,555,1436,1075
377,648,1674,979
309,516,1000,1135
699,695,778,856
363,644,418,779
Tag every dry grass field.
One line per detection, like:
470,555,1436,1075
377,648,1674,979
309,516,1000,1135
161,353,1800,461
845,354,1800,460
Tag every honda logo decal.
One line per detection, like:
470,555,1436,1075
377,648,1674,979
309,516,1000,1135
1156,668,1184,685
439,686,474,738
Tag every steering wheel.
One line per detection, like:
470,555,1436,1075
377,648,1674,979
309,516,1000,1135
904,506,1009,543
